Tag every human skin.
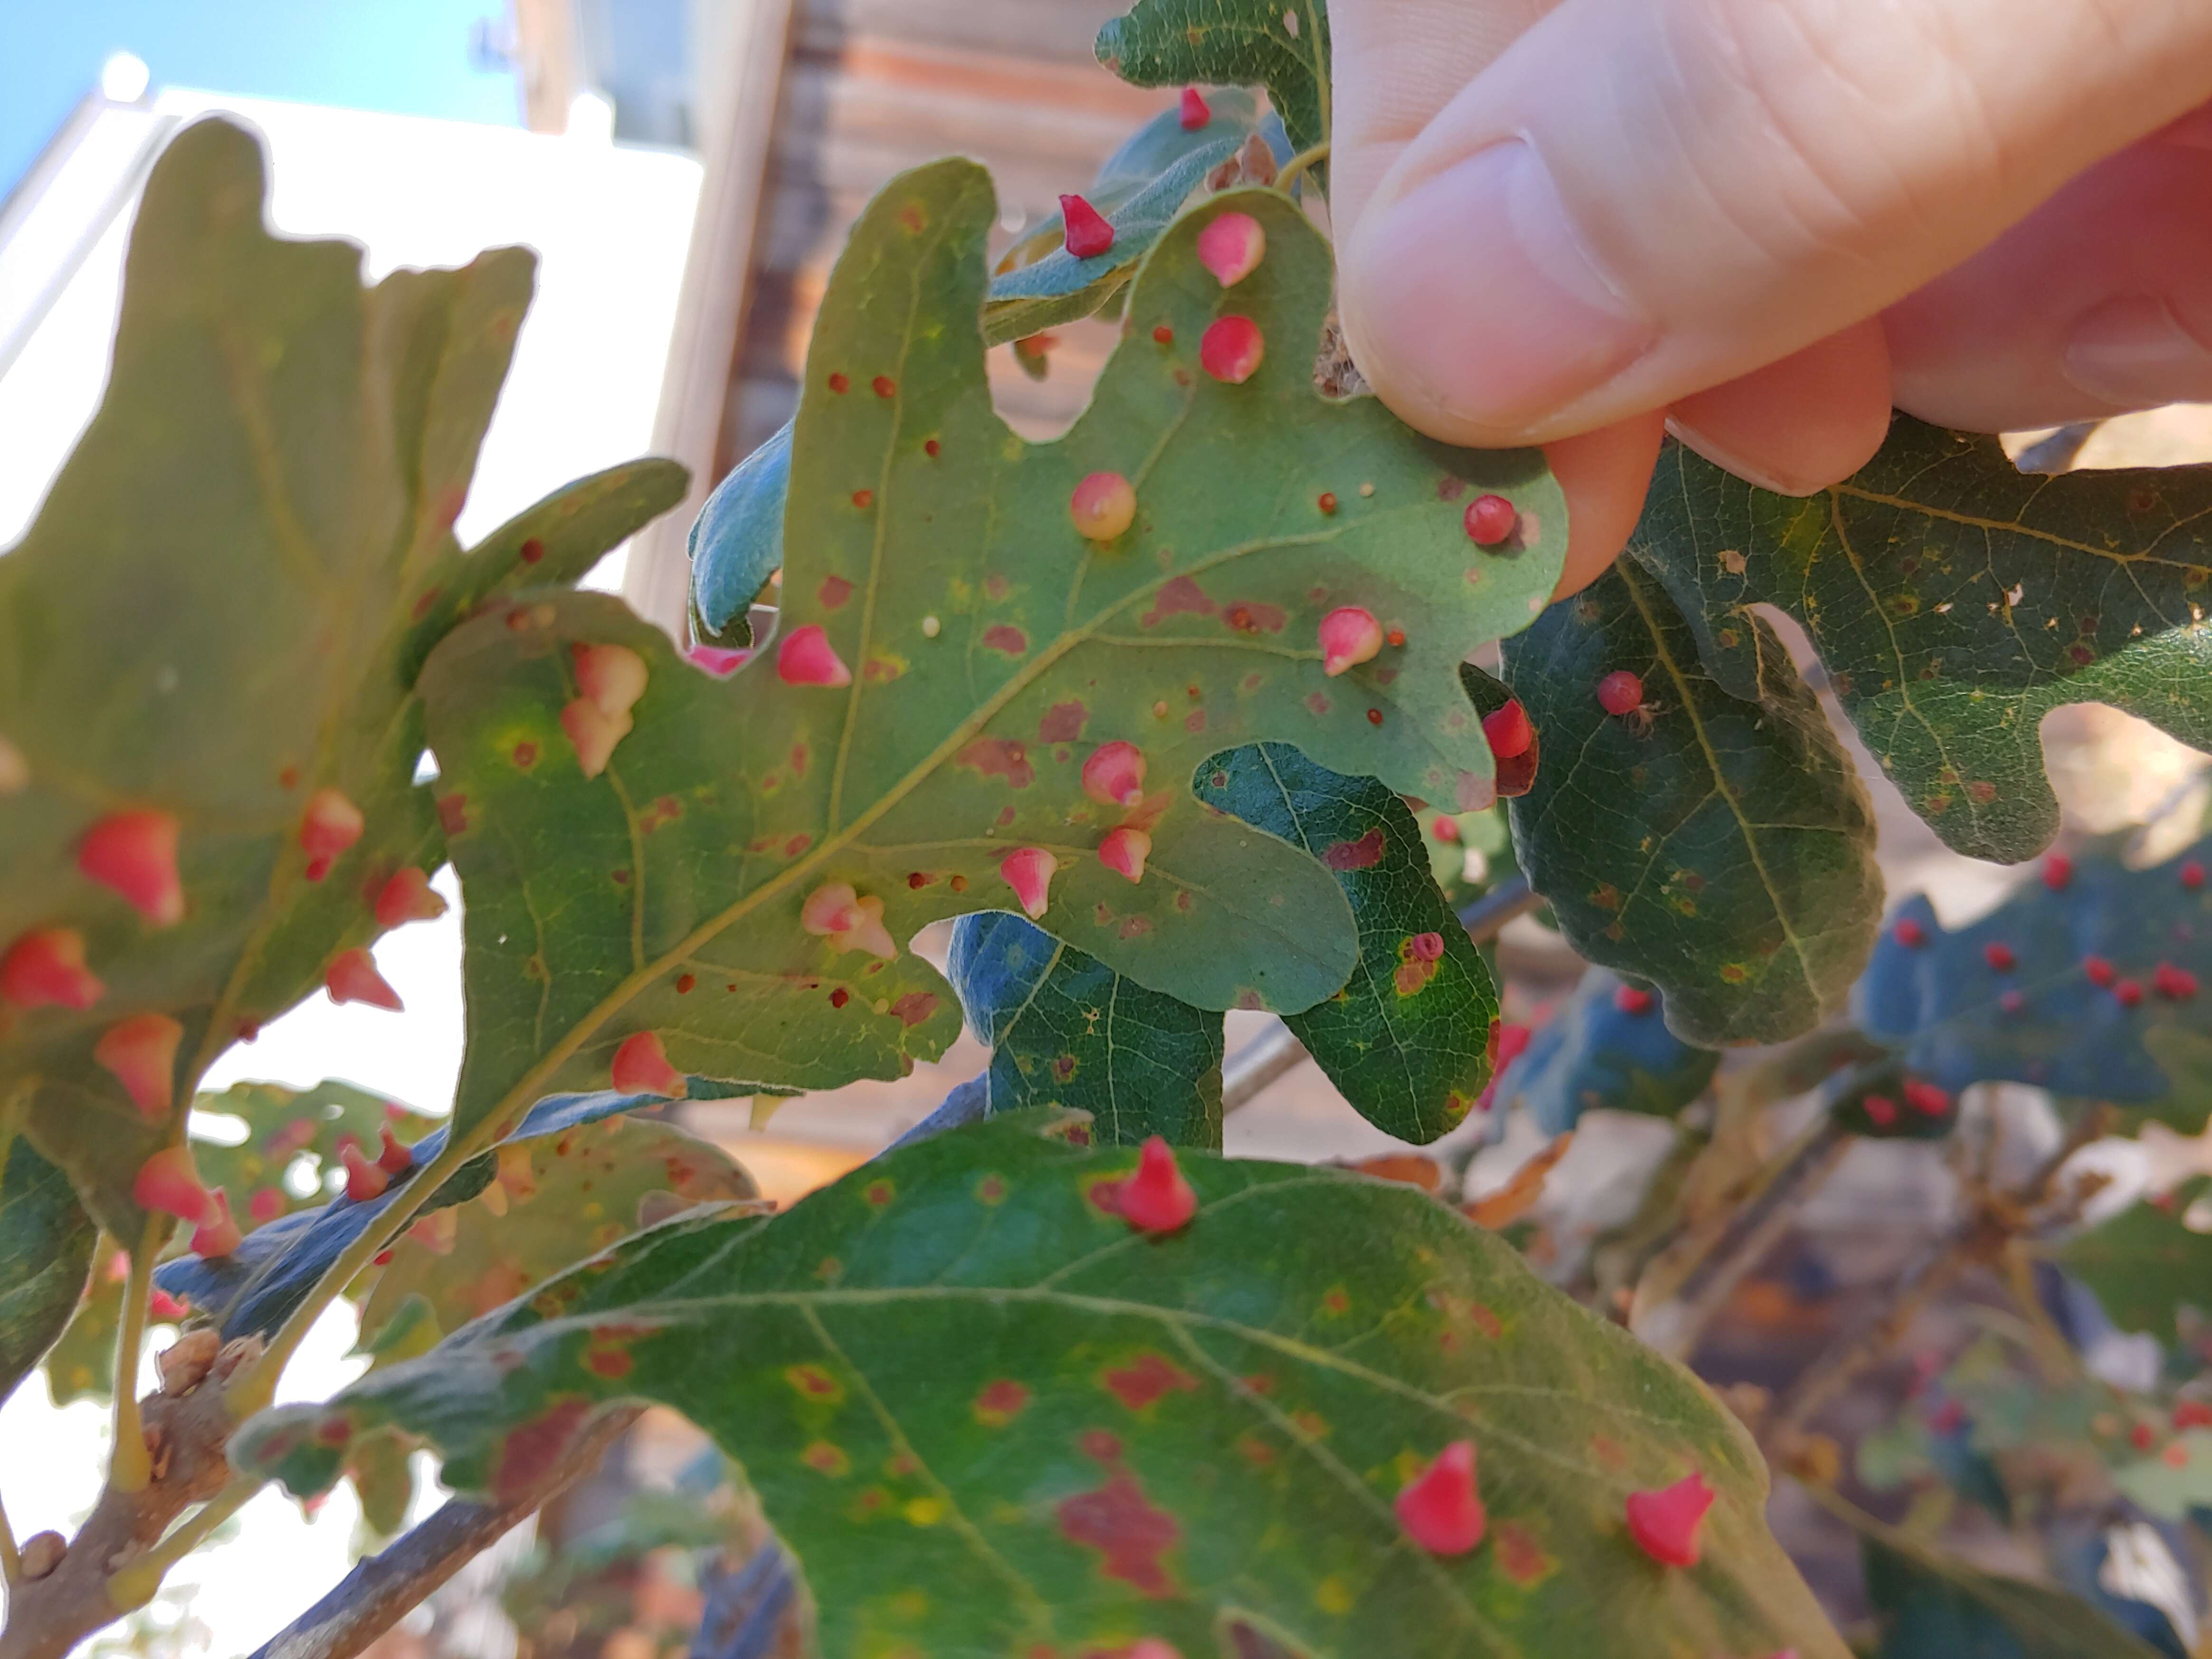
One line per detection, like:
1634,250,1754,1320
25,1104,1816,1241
1329,0,2212,596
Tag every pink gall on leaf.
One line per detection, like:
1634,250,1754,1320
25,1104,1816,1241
775,624,852,688
1614,984,1654,1016
0,927,104,1010
1082,742,1147,807
376,1124,414,1176
1199,315,1264,383
340,1144,390,1202
801,882,897,958
1178,86,1209,130
134,1145,213,1225
611,1031,688,1099
1596,670,1645,717
1098,826,1151,883
1059,192,1114,258
1464,494,1518,546
94,1012,184,1119
571,642,647,718
191,1190,243,1259
147,1288,190,1323
1481,699,1533,760
2043,853,2073,890
1069,472,1136,542
1625,1472,1713,1567
299,788,364,879
1117,1136,1196,1234
325,948,403,1012
78,810,183,926
560,697,634,779
998,847,1057,919
1396,1440,1486,1556
375,867,448,930
1195,210,1265,287
1317,606,1382,677
686,644,749,676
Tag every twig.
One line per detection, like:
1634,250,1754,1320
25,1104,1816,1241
106,1479,255,1612
107,1224,162,1494
240,1409,639,1659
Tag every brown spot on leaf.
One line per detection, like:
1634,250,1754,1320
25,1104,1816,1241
437,793,469,835
1039,701,1088,741
1184,709,1207,734
891,992,938,1027
493,1399,592,1505
1321,828,1386,871
974,1379,1030,1427
511,740,538,769
982,624,1030,656
785,1363,844,1402
984,574,1011,601
802,1441,850,1477
1139,575,1216,628
957,737,1034,788
1222,601,1286,634
1496,1521,1557,1587
818,574,854,609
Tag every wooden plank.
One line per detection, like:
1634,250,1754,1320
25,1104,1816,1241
798,0,1134,64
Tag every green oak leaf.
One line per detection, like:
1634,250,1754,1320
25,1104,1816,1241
2051,1178,2212,1348
1490,968,1718,1135
1859,840,2212,1126
0,118,686,1236
1098,0,1332,162
0,1121,95,1406
1629,423,2212,864
1501,559,1881,1046
357,1114,756,1346
948,744,1495,1146
429,163,1563,1136
1859,1523,2165,1659
948,910,1226,1147
987,89,1285,346
237,1115,1848,1659
1194,742,1495,1138
43,1255,123,1406
345,1429,417,1539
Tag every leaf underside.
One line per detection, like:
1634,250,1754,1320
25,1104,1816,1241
1502,559,1882,1046
1629,423,2212,865
1859,1523,2165,1659
1097,0,1334,162
238,1115,1848,1659
424,162,1565,1141
2050,1176,2212,1348
1491,968,1719,1135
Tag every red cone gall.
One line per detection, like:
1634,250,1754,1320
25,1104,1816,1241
376,1124,414,1176
999,847,1057,919
325,948,402,1011
1199,315,1264,383
1195,210,1265,287
572,642,647,718
1059,193,1114,259
611,1031,688,1098
1596,670,1645,717
1463,494,1518,546
1317,606,1383,677
1068,471,1136,541
134,1146,213,1225
0,927,104,1010
2156,962,2198,1001
1116,1136,1197,1234
2085,955,2117,987
2184,860,2206,891
2115,977,2145,1008
1902,1079,1951,1116
375,867,447,930
1863,1094,1899,1127
800,881,896,959
1178,86,1209,129
1481,698,1534,760
1614,984,1654,1016
299,788,365,881
78,810,184,926
341,1144,389,1202
1097,826,1151,883
191,1190,243,1258
774,624,852,688
2043,853,2073,890
95,1012,184,1119
1396,1440,1486,1555
1983,942,2015,972
1893,918,1926,949
148,1289,190,1322
561,698,632,778
1081,741,1147,807
1624,1472,1714,1566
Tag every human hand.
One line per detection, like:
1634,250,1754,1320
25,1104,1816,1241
1331,0,2212,596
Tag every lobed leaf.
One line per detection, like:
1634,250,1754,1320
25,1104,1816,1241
1629,423,2212,865
1858,839,2212,1125
0,119,685,1235
434,163,1563,1136
238,1115,1847,1659
1859,1522,2166,1659
0,1124,95,1406
1097,0,1333,161
1501,560,1881,1046
949,911,1226,1146
2050,1178,2212,1349
1489,968,1718,1135
155,1088,677,1340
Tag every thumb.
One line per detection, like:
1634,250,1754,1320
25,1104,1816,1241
1335,0,2212,447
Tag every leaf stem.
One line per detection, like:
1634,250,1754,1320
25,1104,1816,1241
106,1221,164,1494
0,1483,20,1589
1274,141,1330,199
105,1480,255,1613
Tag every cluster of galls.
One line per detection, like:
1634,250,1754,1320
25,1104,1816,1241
1394,1435,1720,1571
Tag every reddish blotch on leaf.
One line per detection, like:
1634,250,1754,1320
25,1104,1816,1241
191,1189,243,1258
376,1124,414,1176
1396,1440,1487,1556
1624,1472,1714,1567
78,809,184,926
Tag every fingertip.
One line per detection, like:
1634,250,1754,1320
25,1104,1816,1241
1544,410,1669,601
1667,323,1893,495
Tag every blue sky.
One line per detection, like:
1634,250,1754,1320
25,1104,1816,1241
1,0,520,196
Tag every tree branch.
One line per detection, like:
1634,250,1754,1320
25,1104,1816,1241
240,1408,640,1659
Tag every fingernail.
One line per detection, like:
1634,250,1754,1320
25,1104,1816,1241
2064,296,2212,409
1665,418,1800,496
1350,140,1656,432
